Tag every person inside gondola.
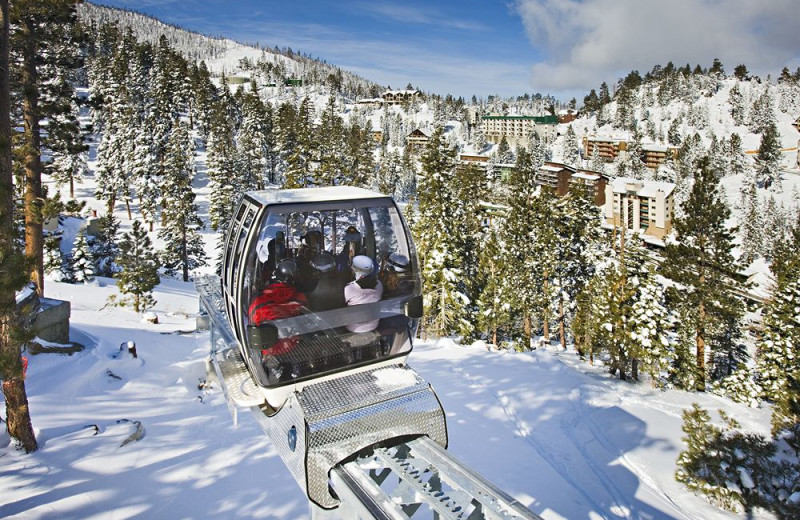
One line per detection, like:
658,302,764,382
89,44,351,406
378,252,413,335
336,225,363,273
305,252,346,312
379,252,412,297
248,259,307,355
344,255,383,332
296,229,325,291
255,230,286,284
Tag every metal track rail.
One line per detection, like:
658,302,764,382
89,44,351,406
323,436,541,520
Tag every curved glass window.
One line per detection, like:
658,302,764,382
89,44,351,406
239,198,420,388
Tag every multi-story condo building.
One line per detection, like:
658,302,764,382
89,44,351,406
534,162,607,206
604,177,675,239
480,115,558,149
583,136,678,171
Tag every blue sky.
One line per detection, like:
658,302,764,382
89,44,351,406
93,0,800,101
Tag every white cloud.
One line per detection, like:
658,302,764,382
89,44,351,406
514,0,800,93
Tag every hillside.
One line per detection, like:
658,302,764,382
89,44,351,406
0,279,776,520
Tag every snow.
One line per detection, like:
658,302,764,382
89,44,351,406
2,18,794,519
1,278,777,519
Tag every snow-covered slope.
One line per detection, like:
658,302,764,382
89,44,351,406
0,279,774,520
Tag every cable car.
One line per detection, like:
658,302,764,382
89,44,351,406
220,186,424,409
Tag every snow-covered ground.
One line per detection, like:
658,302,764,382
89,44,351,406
0,278,776,520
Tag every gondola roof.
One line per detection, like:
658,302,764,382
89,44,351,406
248,186,388,206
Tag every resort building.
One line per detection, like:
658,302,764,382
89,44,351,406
480,115,559,149
604,177,675,239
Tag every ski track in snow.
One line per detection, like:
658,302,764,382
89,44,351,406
454,349,706,520
453,363,632,519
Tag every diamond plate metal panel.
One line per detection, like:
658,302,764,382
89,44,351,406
251,365,447,510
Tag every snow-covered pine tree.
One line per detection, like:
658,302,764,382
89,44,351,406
755,122,782,191
727,133,750,179
501,149,554,348
728,83,747,126
114,220,160,313
47,98,89,199
131,110,161,229
345,120,376,188
450,161,488,339
317,95,345,186
475,224,512,346
770,211,800,291
237,90,270,191
89,213,120,277
562,124,580,166
44,234,70,282
158,120,207,282
748,86,776,135
588,144,606,175
739,180,762,265
663,156,745,391
70,229,94,283
413,126,471,338
550,185,603,349
206,98,239,232
11,0,85,297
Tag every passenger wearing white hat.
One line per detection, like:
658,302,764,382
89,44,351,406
343,255,383,332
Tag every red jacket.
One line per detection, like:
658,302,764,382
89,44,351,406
248,283,307,325
248,283,307,356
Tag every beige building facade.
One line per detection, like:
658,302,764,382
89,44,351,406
604,177,675,239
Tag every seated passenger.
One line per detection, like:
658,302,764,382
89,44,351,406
254,230,286,290
344,255,383,332
305,252,346,312
379,252,413,297
296,229,324,291
336,226,363,272
249,259,307,324
248,260,307,355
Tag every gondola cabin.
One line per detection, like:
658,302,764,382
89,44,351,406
220,186,423,409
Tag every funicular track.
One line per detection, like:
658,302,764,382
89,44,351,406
326,436,541,520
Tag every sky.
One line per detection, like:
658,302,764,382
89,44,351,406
92,0,800,101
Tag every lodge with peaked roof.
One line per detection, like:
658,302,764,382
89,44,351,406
405,129,430,153
382,89,420,105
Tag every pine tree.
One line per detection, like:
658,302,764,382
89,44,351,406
756,122,782,190
89,213,120,278
663,156,745,391
70,229,94,283
770,212,800,290
501,149,554,348
413,126,470,338
10,0,85,296
728,83,747,126
44,233,68,282
114,220,160,313
757,279,800,410
475,225,511,346
739,180,762,264
0,0,37,452
206,99,239,232
158,120,207,282
749,87,776,135
550,186,603,349
562,124,580,165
